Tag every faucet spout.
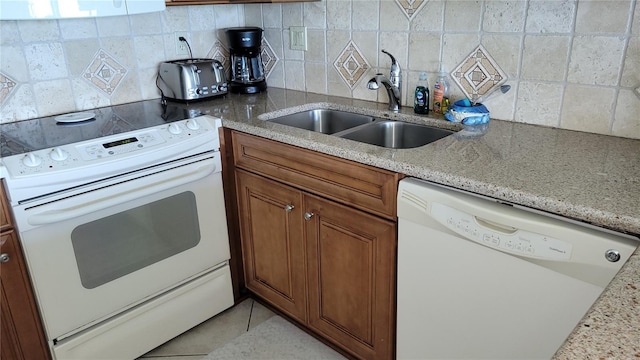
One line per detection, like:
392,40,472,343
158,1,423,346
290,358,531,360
368,73,401,112
367,50,402,112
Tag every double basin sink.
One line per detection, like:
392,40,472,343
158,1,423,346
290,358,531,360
266,109,454,149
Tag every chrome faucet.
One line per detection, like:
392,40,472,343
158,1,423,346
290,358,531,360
367,50,402,112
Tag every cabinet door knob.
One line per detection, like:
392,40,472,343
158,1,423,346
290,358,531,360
0,253,9,263
304,212,315,221
284,204,295,213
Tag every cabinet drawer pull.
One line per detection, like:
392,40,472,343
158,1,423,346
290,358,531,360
0,253,9,263
284,204,295,213
304,212,315,221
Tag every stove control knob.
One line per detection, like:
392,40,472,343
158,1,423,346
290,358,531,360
168,123,182,135
186,119,200,130
22,153,42,167
49,148,69,161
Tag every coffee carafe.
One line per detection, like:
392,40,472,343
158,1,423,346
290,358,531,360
226,27,267,94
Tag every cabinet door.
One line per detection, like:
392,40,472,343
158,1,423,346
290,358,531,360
0,231,51,360
1,186,11,232
236,169,307,322
305,194,396,360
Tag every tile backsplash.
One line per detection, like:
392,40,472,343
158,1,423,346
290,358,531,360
1,1,638,140
245,0,639,139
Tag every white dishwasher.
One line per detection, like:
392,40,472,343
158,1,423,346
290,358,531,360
396,178,638,360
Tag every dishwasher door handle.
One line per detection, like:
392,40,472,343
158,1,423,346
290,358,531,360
474,216,518,234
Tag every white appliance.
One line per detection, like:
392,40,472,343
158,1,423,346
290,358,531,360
0,0,165,20
396,178,638,360
1,114,233,359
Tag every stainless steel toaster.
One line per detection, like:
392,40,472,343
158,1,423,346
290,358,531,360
157,58,228,101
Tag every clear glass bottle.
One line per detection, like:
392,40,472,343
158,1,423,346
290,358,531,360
414,72,429,114
433,68,450,114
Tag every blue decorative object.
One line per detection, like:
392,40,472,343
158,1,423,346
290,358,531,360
444,99,490,125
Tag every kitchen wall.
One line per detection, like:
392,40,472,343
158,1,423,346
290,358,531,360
244,0,640,139
0,5,244,123
1,1,638,140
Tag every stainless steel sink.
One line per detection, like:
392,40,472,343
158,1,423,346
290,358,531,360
338,121,454,149
266,108,455,149
267,109,374,134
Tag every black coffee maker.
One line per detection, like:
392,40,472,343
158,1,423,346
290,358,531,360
226,27,267,94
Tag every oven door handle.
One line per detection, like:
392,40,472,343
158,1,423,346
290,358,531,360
27,162,216,226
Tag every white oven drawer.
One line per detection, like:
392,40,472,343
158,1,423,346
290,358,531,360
52,265,233,360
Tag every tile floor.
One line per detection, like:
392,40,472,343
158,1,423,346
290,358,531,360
137,299,277,360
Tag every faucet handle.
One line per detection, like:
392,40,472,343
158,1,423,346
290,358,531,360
381,50,401,92
381,50,397,64
381,50,400,74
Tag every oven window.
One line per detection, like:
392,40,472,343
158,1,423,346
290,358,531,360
71,192,200,289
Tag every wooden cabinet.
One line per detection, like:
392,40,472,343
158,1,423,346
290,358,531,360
305,195,395,360
236,170,307,323
231,131,399,360
166,0,318,6
0,185,50,360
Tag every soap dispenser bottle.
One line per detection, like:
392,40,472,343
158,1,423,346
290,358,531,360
414,72,429,114
433,67,450,114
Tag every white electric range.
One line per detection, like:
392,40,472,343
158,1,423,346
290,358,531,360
1,100,234,360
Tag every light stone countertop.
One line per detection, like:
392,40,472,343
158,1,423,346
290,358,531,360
186,88,640,359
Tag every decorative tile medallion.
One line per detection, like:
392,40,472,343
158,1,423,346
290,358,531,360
333,41,371,89
207,41,230,76
451,45,506,102
395,0,428,20
260,38,278,79
82,49,128,96
0,72,17,105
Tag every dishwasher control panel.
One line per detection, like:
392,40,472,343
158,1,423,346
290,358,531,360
431,202,573,260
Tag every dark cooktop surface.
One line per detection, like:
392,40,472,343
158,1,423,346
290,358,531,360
0,100,204,158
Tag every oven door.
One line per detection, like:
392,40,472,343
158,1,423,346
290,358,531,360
12,153,230,341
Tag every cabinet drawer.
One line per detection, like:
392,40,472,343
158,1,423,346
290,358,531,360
231,131,400,219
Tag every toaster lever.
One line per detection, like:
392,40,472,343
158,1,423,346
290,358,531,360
190,65,201,87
